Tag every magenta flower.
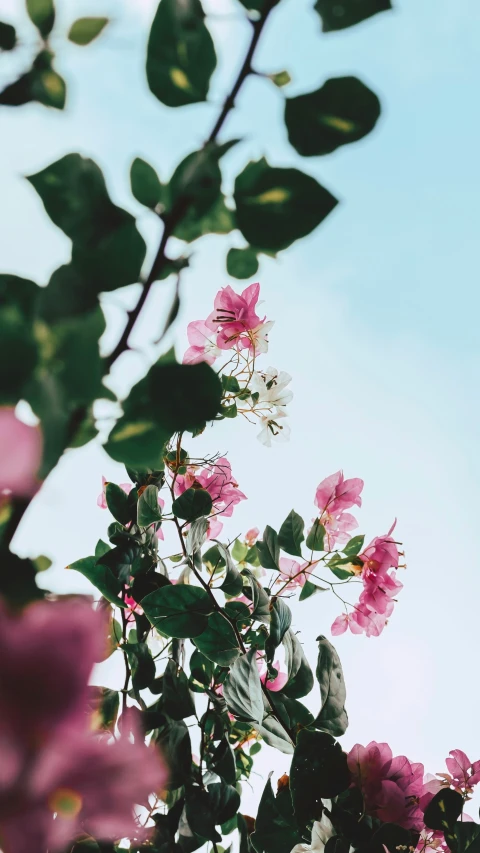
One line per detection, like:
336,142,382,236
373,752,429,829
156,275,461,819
174,457,246,518
183,320,221,365
97,475,132,509
360,522,400,577
205,282,265,353
0,407,42,498
438,750,480,794
260,661,288,692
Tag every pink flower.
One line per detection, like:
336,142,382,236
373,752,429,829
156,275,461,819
256,654,288,692
205,282,265,353
0,408,42,498
207,517,224,540
331,613,364,636
245,527,260,547
360,522,400,577
323,512,358,551
444,750,480,793
278,557,309,590
174,457,246,518
183,320,221,366
315,470,364,516
97,476,132,510
348,741,424,830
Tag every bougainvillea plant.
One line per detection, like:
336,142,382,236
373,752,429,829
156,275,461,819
1,1,478,853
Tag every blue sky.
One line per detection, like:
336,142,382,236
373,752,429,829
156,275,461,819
1,0,480,814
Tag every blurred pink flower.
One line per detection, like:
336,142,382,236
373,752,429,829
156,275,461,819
245,527,260,547
174,457,246,518
97,476,132,510
183,320,221,365
0,408,42,498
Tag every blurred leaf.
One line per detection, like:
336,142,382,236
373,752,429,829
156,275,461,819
68,17,108,45
0,50,65,109
268,70,291,88
0,549,44,605
26,0,55,38
251,778,302,853
237,0,281,11
88,686,119,733
256,525,280,570
176,194,235,243
38,264,96,323
67,556,125,607
142,585,214,637
226,247,259,280
105,482,132,526
193,612,241,665
147,0,216,107
278,510,304,558
234,158,337,252
223,648,263,724
130,157,165,209
285,77,381,156
124,642,156,691
138,484,162,526
290,729,350,826
162,659,196,719
306,519,325,551
314,0,391,31
0,21,16,50
282,630,314,699
0,294,39,404
45,307,106,407
27,154,146,291
314,635,348,736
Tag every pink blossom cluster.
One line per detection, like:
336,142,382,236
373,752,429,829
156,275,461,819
173,456,247,537
183,282,273,365
0,597,167,853
314,469,364,551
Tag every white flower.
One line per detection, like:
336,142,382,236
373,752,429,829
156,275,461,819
290,806,334,853
257,408,291,447
251,366,293,407
250,320,275,355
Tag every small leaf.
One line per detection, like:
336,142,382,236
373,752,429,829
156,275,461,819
299,580,327,601
269,70,291,88
306,520,325,551
256,525,280,570
142,585,214,637
130,157,164,209
265,597,292,666
0,21,16,50
278,510,304,557
314,635,348,736
343,535,365,557
172,487,212,521
232,539,248,562
161,658,196,719
226,246,259,280
215,541,244,597
186,516,209,555
314,0,391,32
105,482,132,526
68,17,108,45
193,612,241,665
67,556,125,607
137,484,162,526
223,648,263,724
26,0,55,38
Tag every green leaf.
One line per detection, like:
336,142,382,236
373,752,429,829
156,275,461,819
226,247,259,280
251,779,302,853
306,519,325,551
0,21,16,50
234,158,337,253
237,0,282,11
299,580,327,601
67,556,125,607
130,157,165,209
172,487,212,521
222,375,240,393
190,648,214,689
105,420,169,470
215,541,243,597
94,539,111,559
27,155,146,292
142,585,214,637
137,484,162,526
155,718,192,789
124,642,156,691
0,50,65,109
146,0,216,107
290,729,350,826
269,70,291,88
314,0,391,32
285,77,381,157
193,612,241,665
162,659,196,719
282,630,314,699
452,823,480,853
314,635,348,736
0,549,44,606
424,789,464,833
87,686,119,733
105,482,132,526
186,516,209,556
265,598,292,666
26,0,55,38
278,510,304,558
210,738,236,786
68,17,108,45
232,539,248,562
0,299,39,404
223,648,263,724
273,693,315,729
256,525,280,570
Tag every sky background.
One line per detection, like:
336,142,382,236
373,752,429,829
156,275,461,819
1,0,480,818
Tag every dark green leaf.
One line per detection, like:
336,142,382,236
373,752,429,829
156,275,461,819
105,420,170,470
98,542,141,584
237,0,281,11
285,77,381,157
130,157,165,209
256,526,280,570
124,642,156,691
273,693,314,729
0,300,39,404
0,51,65,109
68,17,108,45
26,0,55,38
314,635,348,736
343,535,365,557
105,482,132,526
424,789,464,833
94,539,111,559
306,520,325,551
67,556,125,607
222,375,240,393
175,194,235,243
138,484,162,526
278,510,304,558
215,541,243,597
210,738,236,785
226,247,259,280
314,0,391,32
251,778,302,853
299,580,327,601
452,823,480,853
234,158,337,253
142,585,214,637
223,649,263,724
290,729,350,826
265,597,292,665
360,824,414,853
282,630,314,699
162,659,196,719
156,718,192,789
208,780,241,826
88,686,119,733
193,612,241,665
0,21,16,50
172,488,213,521
189,648,214,689
146,0,216,107
0,549,44,606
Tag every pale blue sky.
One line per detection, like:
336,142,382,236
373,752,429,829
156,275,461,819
1,0,480,814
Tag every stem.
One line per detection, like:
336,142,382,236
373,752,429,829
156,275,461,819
121,591,131,716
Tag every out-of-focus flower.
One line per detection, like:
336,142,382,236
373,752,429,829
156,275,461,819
245,527,260,547
0,407,42,498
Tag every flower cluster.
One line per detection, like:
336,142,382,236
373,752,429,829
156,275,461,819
314,469,364,551
183,283,293,446
0,597,167,853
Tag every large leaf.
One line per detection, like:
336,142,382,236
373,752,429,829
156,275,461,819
67,556,125,607
142,585,214,637
155,718,192,789
290,729,350,826
265,598,292,666
306,520,326,551
452,823,480,853
124,642,156,691
172,488,213,522
278,510,304,558
282,630,314,699
314,635,348,736
105,482,132,526
210,738,236,786
423,789,464,833
251,778,302,853
234,158,337,252
223,649,263,724
0,276,39,404
256,525,280,570
314,0,391,31
193,612,240,665
27,154,146,292
162,659,196,719
285,77,381,157
146,0,216,107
